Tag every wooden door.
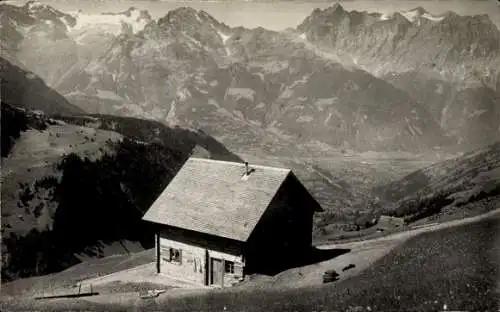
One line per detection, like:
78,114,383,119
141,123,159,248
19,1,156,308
211,258,223,286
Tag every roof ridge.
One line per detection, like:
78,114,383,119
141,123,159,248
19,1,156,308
189,157,291,172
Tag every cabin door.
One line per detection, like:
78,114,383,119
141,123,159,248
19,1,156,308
210,258,224,286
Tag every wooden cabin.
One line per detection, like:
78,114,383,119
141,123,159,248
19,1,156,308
375,215,405,232
142,157,323,287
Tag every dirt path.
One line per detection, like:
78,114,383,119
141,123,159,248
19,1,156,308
78,263,202,291
319,207,500,251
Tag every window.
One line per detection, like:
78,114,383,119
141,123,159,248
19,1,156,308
225,260,234,274
169,248,182,264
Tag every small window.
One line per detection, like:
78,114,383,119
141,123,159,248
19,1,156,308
169,248,182,264
225,260,234,274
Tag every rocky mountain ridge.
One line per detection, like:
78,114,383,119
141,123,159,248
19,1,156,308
2,2,498,152
297,4,500,89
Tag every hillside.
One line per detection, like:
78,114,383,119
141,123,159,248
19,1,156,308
0,103,241,282
0,57,84,115
375,141,500,222
157,214,500,312
3,212,498,311
166,213,500,312
383,71,500,150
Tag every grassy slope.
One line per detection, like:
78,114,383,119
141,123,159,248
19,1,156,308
3,213,498,312
54,114,242,162
1,250,155,297
0,57,84,115
375,141,500,223
156,215,499,312
1,104,241,282
1,102,50,157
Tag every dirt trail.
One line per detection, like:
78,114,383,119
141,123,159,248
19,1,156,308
319,207,500,251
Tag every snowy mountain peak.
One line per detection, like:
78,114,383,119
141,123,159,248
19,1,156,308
102,6,151,21
69,7,153,35
24,0,48,11
401,6,444,22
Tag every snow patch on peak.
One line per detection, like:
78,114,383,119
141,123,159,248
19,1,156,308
70,9,149,35
422,13,445,21
216,29,232,55
26,1,47,11
379,12,394,21
401,10,420,22
400,7,444,23
216,30,231,44
128,8,141,21
195,12,203,23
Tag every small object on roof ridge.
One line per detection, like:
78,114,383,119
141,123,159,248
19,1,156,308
242,161,256,178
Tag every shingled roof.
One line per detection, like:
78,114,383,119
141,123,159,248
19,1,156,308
142,157,321,242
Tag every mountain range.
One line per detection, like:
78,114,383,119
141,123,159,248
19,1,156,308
2,1,499,152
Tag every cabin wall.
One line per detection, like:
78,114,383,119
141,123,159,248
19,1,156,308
207,249,245,287
157,227,245,287
158,234,206,285
160,226,244,257
245,177,315,274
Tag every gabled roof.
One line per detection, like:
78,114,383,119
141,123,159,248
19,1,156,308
142,157,321,242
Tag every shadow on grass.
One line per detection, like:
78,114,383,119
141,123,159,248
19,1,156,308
249,247,351,276
300,246,351,267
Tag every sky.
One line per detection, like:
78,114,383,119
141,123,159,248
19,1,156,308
6,0,500,30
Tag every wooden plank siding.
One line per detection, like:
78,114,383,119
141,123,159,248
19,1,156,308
157,226,245,286
159,236,206,285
